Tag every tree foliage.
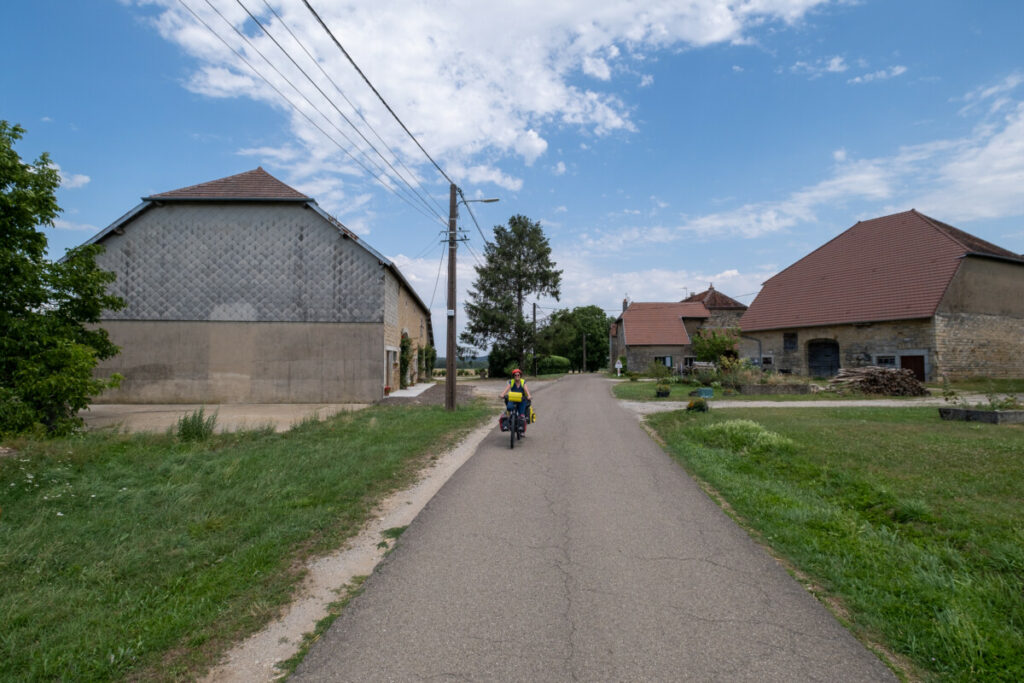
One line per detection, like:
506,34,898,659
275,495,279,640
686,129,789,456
1,122,125,435
692,327,740,363
460,215,561,374
536,305,613,372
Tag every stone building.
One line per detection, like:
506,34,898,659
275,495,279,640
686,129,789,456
85,168,433,403
609,287,747,373
739,210,1024,380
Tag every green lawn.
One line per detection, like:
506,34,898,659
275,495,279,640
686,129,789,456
646,406,1024,681
0,402,490,681
610,380,882,402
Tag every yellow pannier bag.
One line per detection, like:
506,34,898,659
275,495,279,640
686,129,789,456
529,406,537,423
507,390,523,403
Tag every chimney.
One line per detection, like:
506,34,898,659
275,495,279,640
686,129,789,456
622,297,629,312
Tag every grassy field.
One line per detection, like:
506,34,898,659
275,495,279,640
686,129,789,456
610,380,871,402
0,402,490,681
645,406,1024,681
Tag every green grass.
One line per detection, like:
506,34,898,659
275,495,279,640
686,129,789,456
929,378,1024,394
0,402,490,681
646,406,1024,681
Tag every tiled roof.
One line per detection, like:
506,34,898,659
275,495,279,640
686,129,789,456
683,285,747,310
740,210,1024,332
145,167,310,201
619,302,709,345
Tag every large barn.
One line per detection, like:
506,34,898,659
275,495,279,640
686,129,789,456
86,168,433,403
739,210,1024,380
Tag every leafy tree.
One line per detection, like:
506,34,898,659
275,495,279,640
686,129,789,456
1,122,125,435
460,215,561,374
692,327,740,363
537,305,613,372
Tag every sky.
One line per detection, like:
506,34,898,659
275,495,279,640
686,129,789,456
4,1,1024,354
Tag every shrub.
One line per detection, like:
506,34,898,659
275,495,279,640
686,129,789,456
177,407,217,442
538,355,571,374
645,361,672,379
687,419,795,456
686,398,709,412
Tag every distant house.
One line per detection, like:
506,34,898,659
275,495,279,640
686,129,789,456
85,168,433,403
739,210,1024,380
609,286,748,373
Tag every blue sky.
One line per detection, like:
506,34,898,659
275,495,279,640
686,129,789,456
4,1,1024,353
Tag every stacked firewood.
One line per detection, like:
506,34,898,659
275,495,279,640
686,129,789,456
827,366,929,396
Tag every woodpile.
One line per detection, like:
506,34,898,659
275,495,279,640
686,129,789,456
828,366,929,396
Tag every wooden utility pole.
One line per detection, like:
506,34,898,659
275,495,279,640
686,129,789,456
532,302,537,376
445,183,457,411
582,332,587,373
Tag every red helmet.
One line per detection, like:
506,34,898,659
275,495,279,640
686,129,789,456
511,368,522,376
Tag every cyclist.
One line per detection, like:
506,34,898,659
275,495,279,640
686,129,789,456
500,368,532,429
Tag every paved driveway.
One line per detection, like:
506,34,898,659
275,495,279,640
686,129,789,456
292,374,895,681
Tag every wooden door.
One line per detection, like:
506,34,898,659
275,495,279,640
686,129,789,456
900,355,925,381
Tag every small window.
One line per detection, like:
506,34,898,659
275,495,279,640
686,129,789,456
761,356,774,367
876,355,896,367
683,357,696,367
783,333,797,351
653,356,672,367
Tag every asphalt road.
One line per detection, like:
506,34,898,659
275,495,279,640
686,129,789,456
293,374,895,681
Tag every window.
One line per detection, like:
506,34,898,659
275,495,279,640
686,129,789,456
761,356,774,367
783,333,797,351
683,357,696,367
876,355,896,367
654,356,672,367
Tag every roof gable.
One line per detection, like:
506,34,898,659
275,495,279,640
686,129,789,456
619,302,709,346
741,210,1023,331
683,285,747,310
145,167,310,201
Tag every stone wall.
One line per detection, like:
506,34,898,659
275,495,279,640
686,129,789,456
934,312,1024,379
392,273,432,385
94,320,385,403
746,319,935,378
626,345,692,374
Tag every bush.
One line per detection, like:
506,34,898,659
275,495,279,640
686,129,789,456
686,419,795,456
645,361,672,379
176,407,217,442
538,355,571,374
686,398,709,412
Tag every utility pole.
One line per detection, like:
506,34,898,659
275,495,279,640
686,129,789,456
532,302,537,377
445,183,457,411
582,332,587,374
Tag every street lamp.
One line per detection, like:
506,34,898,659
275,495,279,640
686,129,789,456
446,185,499,411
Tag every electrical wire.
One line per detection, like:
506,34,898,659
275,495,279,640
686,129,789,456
179,0,445,227
259,0,449,220
456,187,493,246
300,0,455,187
428,245,446,310
244,0,447,222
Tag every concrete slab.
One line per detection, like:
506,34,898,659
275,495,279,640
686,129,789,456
80,403,369,434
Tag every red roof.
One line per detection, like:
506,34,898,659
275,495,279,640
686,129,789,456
741,210,1023,332
682,285,747,310
619,302,709,345
146,167,310,201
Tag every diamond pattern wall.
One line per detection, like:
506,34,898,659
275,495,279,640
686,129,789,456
96,203,385,323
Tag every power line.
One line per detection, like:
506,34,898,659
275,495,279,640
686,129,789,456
179,0,445,227
456,187,493,246
300,0,455,187
428,245,446,310
246,0,448,222
259,0,448,220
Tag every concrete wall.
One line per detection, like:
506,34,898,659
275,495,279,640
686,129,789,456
94,320,384,403
625,345,692,374
746,319,935,378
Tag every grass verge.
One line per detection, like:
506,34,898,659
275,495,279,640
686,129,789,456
0,401,490,681
611,381,875,402
646,406,1023,681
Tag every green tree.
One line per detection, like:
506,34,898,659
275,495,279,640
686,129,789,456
1,122,125,435
460,215,561,374
537,305,613,372
692,327,740,363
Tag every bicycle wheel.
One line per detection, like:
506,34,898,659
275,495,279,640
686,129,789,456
509,411,516,449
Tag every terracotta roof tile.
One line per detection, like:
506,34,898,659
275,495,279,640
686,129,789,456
619,302,709,345
146,167,310,201
740,210,1023,332
682,286,747,309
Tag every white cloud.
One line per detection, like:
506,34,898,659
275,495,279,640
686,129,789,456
553,161,566,176
137,0,834,190
639,74,654,87
53,218,100,232
958,72,1024,115
54,164,90,189
790,55,848,78
732,65,744,73
848,65,907,84
832,148,847,162
554,205,568,213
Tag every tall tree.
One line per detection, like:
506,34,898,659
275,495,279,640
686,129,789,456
460,215,561,375
538,305,613,372
1,122,125,435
